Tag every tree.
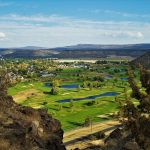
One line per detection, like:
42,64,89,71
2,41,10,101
115,96,122,107
127,66,143,99
50,79,60,95
84,116,91,127
119,65,150,149
69,99,74,108
77,85,81,92
139,64,150,94
51,79,60,87
57,104,62,111
0,69,10,96
89,82,93,90
83,81,88,88
93,81,99,88
50,86,59,95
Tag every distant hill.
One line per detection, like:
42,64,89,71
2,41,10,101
2,50,60,58
0,46,47,50
53,43,150,51
0,44,150,59
15,46,47,50
130,51,150,69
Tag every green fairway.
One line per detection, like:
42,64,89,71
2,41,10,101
8,63,131,131
8,80,125,131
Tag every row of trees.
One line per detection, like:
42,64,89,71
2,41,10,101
118,65,150,149
50,79,103,95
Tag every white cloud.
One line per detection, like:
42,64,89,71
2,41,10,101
0,14,71,24
91,9,150,18
103,31,143,38
0,32,6,38
0,14,149,47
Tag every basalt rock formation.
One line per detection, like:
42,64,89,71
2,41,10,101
0,74,66,150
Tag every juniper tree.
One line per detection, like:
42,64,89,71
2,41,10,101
0,69,10,96
120,65,150,149
69,99,74,108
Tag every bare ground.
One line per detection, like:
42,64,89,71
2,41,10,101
13,89,42,103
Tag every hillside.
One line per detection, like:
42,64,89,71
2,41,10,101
0,43,150,58
53,43,150,51
131,51,150,69
0,73,66,150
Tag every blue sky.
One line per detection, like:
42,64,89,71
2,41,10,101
0,0,150,47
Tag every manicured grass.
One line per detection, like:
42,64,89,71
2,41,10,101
47,98,118,131
8,65,130,131
8,81,124,131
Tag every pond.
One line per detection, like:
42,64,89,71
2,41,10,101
104,75,113,79
120,77,128,81
45,83,79,89
61,84,79,89
56,92,119,103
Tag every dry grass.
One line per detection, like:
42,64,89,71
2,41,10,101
13,89,43,103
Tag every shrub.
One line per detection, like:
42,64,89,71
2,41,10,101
84,117,91,127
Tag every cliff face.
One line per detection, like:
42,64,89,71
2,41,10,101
0,94,66,150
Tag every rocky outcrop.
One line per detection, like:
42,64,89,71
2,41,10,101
104,128,142,150
0,94,66,150
130,51,150,69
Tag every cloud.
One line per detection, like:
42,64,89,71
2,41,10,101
102,31,143,38
0,14,71,24
0,14,148,47
0,32,6,38
91,9,150,19
0,14,147,29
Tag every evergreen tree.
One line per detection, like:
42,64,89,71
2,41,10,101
77,85,81,92
84,116,91,127
119,65,150,149
50,86,59,95
83,81,88,88
89,82,93,90
69,99,74,108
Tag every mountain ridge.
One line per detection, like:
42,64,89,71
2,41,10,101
0,43,150,58
52,43,150,51
1,43,150,51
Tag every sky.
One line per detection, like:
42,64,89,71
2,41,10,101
0,0,150,48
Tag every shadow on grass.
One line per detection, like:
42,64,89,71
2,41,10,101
43,91,50,94
67,121,82,127
48,107,58,111
63,106,70,109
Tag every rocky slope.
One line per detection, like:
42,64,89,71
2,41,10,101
130,51,150,69
0,80,66,150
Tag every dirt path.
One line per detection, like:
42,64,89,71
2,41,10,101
64,120,121,149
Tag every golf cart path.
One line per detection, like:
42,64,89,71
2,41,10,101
64,120,120,145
